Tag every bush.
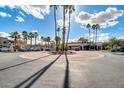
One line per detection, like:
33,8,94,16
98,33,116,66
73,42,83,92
110,45,118,52
110,48,116,52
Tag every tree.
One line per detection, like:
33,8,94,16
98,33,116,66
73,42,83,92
29,32,34,46
43,37,51,48
9,31,20,50
109,38,120,48
55,36,61,50
34,32,39,45
41,36,44,46
92,24,96,43
22,31,28,45
66,5,75,51
56,27,61,51
46,36,51,47
95,24,100,48
92,24,97,50
86,23,91,44
61,5,69,52
43,37,47,48
51,5,59,51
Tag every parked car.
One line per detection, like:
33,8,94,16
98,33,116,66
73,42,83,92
120,46,124,52
0,47,10,52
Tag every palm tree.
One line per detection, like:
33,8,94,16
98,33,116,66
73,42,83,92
92,24,96,49
92,24,100,50
56,27,60,51
55,36,61,50
86,23,91,44
46,36,51,47
22,31,28,45
29,32,34,46
66,5,75,51
62,5,69,52
9,31,21,50
34,32,39,46
57,27,61,38
43,37,47,48
51,5,59,51
95,24,100,50
41,36,44,46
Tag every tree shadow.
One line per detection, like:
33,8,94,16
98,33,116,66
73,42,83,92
14,55,61,88
0,55,51,71
63,53,70,88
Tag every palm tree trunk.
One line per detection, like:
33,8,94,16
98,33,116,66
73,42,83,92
30,38,32,45
54,6,58,51
89,29,91,49
26,38,28,45
14,38,16,47
66,13,71,51
35,37,36,46
14,38,17,51
93,30,96,50
96,29,97,50
62,6,66,52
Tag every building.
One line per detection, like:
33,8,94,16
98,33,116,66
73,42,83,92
0,37,14,52
0,37,13,48
119,39,124,46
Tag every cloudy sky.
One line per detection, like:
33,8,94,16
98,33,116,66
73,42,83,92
0,5,124,42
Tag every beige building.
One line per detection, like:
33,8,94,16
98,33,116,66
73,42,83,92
0,37,12,48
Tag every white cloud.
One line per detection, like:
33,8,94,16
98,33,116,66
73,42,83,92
57,19,69,30
118,36,124,39
0,32,10,38
31,30,38,33
84,33,110,42
15,16,24,22
76,7,123,28
19,11,25,16
0,11,11,17
3,5,50,19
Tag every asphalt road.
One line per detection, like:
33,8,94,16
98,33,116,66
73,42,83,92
0,51,124,88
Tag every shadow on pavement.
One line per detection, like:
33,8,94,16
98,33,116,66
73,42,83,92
113,52,124,56
14,55,61,88
63,53,70,88
0,55,52,71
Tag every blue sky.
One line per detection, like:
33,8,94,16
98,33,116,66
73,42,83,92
0,5,124,42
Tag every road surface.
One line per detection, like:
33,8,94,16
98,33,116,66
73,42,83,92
0,51,124,88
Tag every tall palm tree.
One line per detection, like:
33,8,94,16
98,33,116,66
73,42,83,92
86,23,91,44
95,24,100,42
9,31,20,50
92,24,96,50
62,5,69,52
56,27,60,51
55,36,61,50
57,27,61,38
43,37,47,48
34,32,39,46
29,32,34,46
66,5,75,51
92,24,100,50
22,31,28,45
46,36,51,47
51,5,59,51
41,36,44,46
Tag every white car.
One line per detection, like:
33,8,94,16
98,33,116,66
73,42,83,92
0,47,10,52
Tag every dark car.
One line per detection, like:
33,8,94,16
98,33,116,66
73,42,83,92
120,46,124,52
